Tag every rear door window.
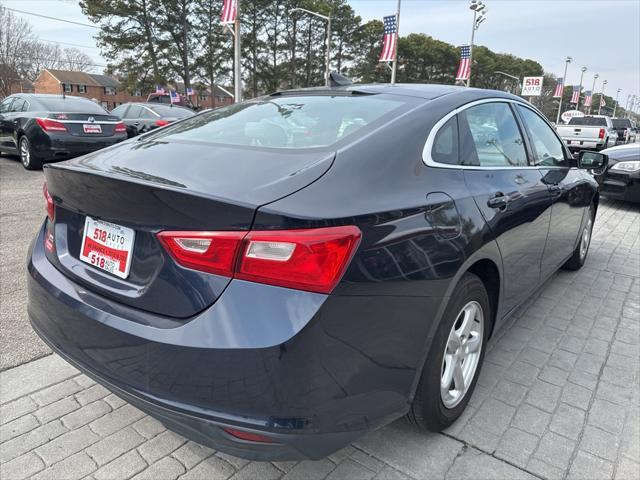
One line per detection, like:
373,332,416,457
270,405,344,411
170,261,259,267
458,102,528,167
10,98,26,112
517,106,567,167
0,98,14,113
126,106,143,119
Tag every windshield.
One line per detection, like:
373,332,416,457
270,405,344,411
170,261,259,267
145,94,406,149
149,105,194,118
36,97,108,114
612,119,632,129
568,117,607,127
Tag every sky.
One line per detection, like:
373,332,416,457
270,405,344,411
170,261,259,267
4,0,640,104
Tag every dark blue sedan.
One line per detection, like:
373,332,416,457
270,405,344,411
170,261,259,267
28,84,602,460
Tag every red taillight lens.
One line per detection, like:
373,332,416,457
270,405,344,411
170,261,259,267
598,128,605,139
157,231,247,277
222,427,276,444
114,122,127,133
36,117,67,133
156,226,361,294
155,120,169,127
43,182,54,221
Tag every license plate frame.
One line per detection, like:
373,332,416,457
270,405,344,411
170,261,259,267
79,217,135,279
83,124,102,134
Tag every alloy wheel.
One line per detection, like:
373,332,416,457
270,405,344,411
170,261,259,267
20,139,30,167
580,217,593,261
440,300,484,409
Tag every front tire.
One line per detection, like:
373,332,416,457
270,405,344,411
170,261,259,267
19,136,43,170
562,205,595,271
408,273,490,432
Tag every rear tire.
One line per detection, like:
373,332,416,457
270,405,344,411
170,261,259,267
19,136,43,170
408,273,490,432
562,204,595,271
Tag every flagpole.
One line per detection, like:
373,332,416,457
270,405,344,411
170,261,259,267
587,74,598,114
234,0,242,103
390,0,401,84
577,66,587,111
598,80,607,115
555,56,572,124
612,88,621,117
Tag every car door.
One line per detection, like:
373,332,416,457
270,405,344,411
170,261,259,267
139,106,159,132
0,97,16,150
515,104,591,279
3,97,26,151
459,101,553,313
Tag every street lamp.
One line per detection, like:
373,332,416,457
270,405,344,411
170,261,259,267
597,80,607,115
556,56,572,124
291,8,331,87
587,73,599,114
467,0,488,87
494,71,520,94
577,66,587,110
612,88,622,117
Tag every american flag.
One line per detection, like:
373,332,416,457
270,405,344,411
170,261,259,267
553,78,564,98
600,96,606,107
584,91,592,107
456,46,471,81
220,0,237,24
155,86,165,94
170,90,180,104
570,85,580,104
186,87,194,96
379,15,397,62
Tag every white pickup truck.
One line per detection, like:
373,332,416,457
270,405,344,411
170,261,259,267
556,115,618,153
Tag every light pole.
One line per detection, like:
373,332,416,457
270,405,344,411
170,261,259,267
291,8,331,87
467,0,488,88
612,88,622,117
494,71,520,94
597,80,607,115
577,66,587,110
556,56,572,124
587,73,599,114
625,94,632,118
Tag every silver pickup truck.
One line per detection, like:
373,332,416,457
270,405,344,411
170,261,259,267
556,115,618,152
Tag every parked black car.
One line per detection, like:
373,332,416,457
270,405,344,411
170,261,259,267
110,102,195,138
0,94,127,169
29,84,604,461
598,143,640,202
612,118,637,144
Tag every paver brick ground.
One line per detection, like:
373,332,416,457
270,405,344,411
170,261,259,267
1,156,639,479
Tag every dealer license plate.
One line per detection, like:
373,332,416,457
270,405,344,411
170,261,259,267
79,217,135,279
83,124,102,134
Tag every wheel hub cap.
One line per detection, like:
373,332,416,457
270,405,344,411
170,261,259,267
440,300,484,409
580,218,592,260
20,141,29,166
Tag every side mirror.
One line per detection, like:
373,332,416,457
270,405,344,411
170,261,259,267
578,151,608,172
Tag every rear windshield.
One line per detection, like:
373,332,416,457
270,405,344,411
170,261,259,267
612,119,632,129
36,97,108,114
149,105,194,118
146,94,406,148
568,117,607,126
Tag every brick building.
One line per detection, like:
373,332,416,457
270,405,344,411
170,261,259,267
34,69,142,111
0,65,35,98
173,82,234,109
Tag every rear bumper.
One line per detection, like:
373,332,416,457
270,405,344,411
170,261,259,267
28,224,435,459
36,133,127,162
600,171,640,203
564,139,605,151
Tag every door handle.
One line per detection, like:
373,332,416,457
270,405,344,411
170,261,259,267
487,192,509,209
548,184,562,195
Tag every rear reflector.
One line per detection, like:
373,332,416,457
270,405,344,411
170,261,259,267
157,226,361,294
222,427,276,444
36,117,67,133
114,122,127,133
43,182,54,221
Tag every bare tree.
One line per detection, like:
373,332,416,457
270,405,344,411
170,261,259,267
61,48,94,72
0,3,34,96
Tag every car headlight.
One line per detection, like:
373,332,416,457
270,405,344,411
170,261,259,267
611,161,640,173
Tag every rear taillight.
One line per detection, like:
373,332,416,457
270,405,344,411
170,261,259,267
36,117,68,133
222,427,276,444
43,182,54,221
114,122,127,133
157,226,361,294
155,120,169,127
598,128,605,139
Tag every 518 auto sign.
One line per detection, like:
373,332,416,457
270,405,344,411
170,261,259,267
521,76,544,97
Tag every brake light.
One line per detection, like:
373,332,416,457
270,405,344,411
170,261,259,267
157,226,361,294
43,182,54,221
598,128,605,139
36,117,67,133
222,427,276,444
114,122,127,133
155,120,169,127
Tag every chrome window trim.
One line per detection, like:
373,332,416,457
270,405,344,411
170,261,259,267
422,97,566,170
56,120,121,124
141,106,160,118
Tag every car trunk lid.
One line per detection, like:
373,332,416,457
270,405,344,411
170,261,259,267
49,112,121,137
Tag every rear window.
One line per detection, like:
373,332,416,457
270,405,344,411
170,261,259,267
146,95,406,148
36,97,108,114
149,105,194,118
567,117,607,127
612,119,632,129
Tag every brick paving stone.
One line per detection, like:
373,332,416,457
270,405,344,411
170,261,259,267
525,380,562,413
491,379,528,406
93,450,148,480
526,458,564,480
0,451,45,480
588,398,627,435
325,458,375,480
230,461,283,480
372,466,412,480
88,404,145,437
34,396,80,424
503,360,541,386
35,425,101,465
560,381,593,410
0,414,39,443
469,398,515,437
615,457,640,480
215,451,249,469
567,450,614,480
549,404,585,440
580,425,621,462
533,431,576,470
511,403,551,436
0,397,38,426
31,379,83,407
137,430,187,464
446,447,537,480
131,416,166,439
349,449,385,473
86,426,146,466
61,400,111,430
494,427,539,468
132,456,185,480
74,384,110,406
0,420,67,463
281,459,336,480
32,451,97,480
171,441,215,469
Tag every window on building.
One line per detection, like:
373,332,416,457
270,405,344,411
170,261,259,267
104,87,116,96
132,89,142,97
198,95,208,102
101,101,109,110
63,83,72,93
77,85,87,93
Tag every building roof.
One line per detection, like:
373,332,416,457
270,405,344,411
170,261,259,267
43,69,121,89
